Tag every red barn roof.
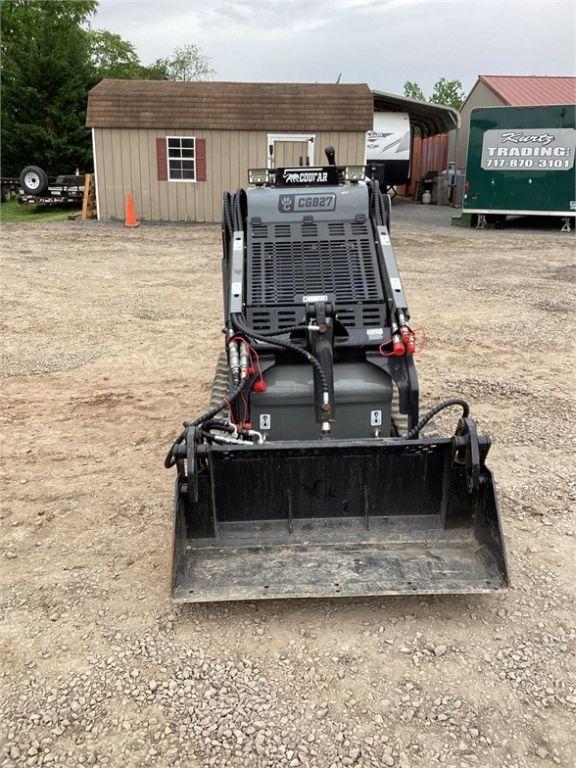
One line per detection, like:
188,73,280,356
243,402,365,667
478,75,576,106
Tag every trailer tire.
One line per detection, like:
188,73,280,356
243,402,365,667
20,165,48,195
1,185,11,203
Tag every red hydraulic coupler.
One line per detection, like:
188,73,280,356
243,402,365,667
399,325,416,355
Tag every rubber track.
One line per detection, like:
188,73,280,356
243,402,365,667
390,390,408,437
209,352,230,414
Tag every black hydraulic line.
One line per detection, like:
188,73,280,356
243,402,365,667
401,399,470,440
252,323,307,337
203,419,235,433
183,378,247,428
231,313,330,396
163,377,249,469
164,431,187,469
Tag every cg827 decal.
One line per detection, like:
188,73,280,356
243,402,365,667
278,193,337,213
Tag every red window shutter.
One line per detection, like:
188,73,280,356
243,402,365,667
156,138,167,181
196,138,206,181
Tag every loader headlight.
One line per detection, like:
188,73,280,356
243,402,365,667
343,165,366,183
248,168,272,186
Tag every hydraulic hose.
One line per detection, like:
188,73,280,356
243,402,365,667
163,376,251,469
401,398,470,440
231,313,330,395
252,323,307,337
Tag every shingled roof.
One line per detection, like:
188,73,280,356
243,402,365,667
86,80,373,131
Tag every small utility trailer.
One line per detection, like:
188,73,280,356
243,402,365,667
463,104,576,229
16,165,85,207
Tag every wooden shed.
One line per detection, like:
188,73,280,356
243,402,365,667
86,80,373,223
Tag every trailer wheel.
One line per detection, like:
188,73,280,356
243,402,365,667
20,165,48,195
1,185,11,203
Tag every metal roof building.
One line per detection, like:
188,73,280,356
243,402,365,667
451,75,576,169
472,75,576,107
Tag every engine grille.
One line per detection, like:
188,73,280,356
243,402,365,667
247,220,383,306
246,303,388,332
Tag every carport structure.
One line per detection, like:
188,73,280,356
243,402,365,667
372,89,460,136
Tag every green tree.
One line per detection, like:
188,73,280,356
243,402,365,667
429,78,465,109
403,78,465,109
1,1,216,176
138,62,170,80
1,0,97,176
403,81,426,102
88,29,170,80
152,43,215,82
89,29,141,79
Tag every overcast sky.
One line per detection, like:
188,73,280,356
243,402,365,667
93,0,575,96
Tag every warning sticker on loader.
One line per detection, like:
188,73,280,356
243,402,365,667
481,128,576,171
370,410,383,427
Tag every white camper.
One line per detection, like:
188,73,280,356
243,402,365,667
366,112,411,188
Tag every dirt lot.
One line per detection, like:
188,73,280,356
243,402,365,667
1,208,575,768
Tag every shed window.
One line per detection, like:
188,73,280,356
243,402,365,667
167,137,196,181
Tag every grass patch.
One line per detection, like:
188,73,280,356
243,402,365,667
0,197,81,223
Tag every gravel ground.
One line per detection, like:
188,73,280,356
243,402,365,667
1,206,574,768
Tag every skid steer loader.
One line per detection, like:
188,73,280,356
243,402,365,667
165,148,509,603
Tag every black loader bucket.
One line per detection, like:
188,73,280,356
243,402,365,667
171,432,509,603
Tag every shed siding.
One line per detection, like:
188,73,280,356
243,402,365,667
94,128,366,222
451,81,505,170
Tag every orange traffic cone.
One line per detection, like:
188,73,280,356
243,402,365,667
124,194,140,228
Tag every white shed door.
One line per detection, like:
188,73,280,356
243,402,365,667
267,134,315,168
